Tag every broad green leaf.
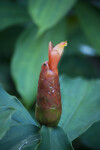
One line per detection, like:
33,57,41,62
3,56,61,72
36,126,73,150
28,0,77,35
0,86,40,149
0,1,30,31
0,124,40,150
0,107,15,139
0,85,38,126
75,1,100,55
11,19,67,107
59,76,100,141
80,121,100,150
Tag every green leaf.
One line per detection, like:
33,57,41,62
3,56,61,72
80,121,100,150
11,19,67,107
28,0,77,35
0,85,38,126
36,126,73,150
0,1,30,31
59,76,100,141
0,86,40,149
0,124,40,150
0,107,15,139
75,1,100,55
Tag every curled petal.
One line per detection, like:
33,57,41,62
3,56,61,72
48,41,67,74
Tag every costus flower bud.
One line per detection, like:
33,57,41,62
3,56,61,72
35,41,67,126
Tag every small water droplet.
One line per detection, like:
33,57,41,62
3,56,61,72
51,107,56,110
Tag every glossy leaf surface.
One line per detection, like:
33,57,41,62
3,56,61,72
59,76,100,141
36,126,73,150
0,124,40,150
0,85,38,126
0,86,40,149
0,107,14,139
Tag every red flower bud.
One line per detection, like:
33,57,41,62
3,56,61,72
35,41,67,126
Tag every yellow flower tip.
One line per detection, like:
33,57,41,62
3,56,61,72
53,41,67,55
60,41,67,47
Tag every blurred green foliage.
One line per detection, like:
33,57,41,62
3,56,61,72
0,0,100,149
80,121,100,150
